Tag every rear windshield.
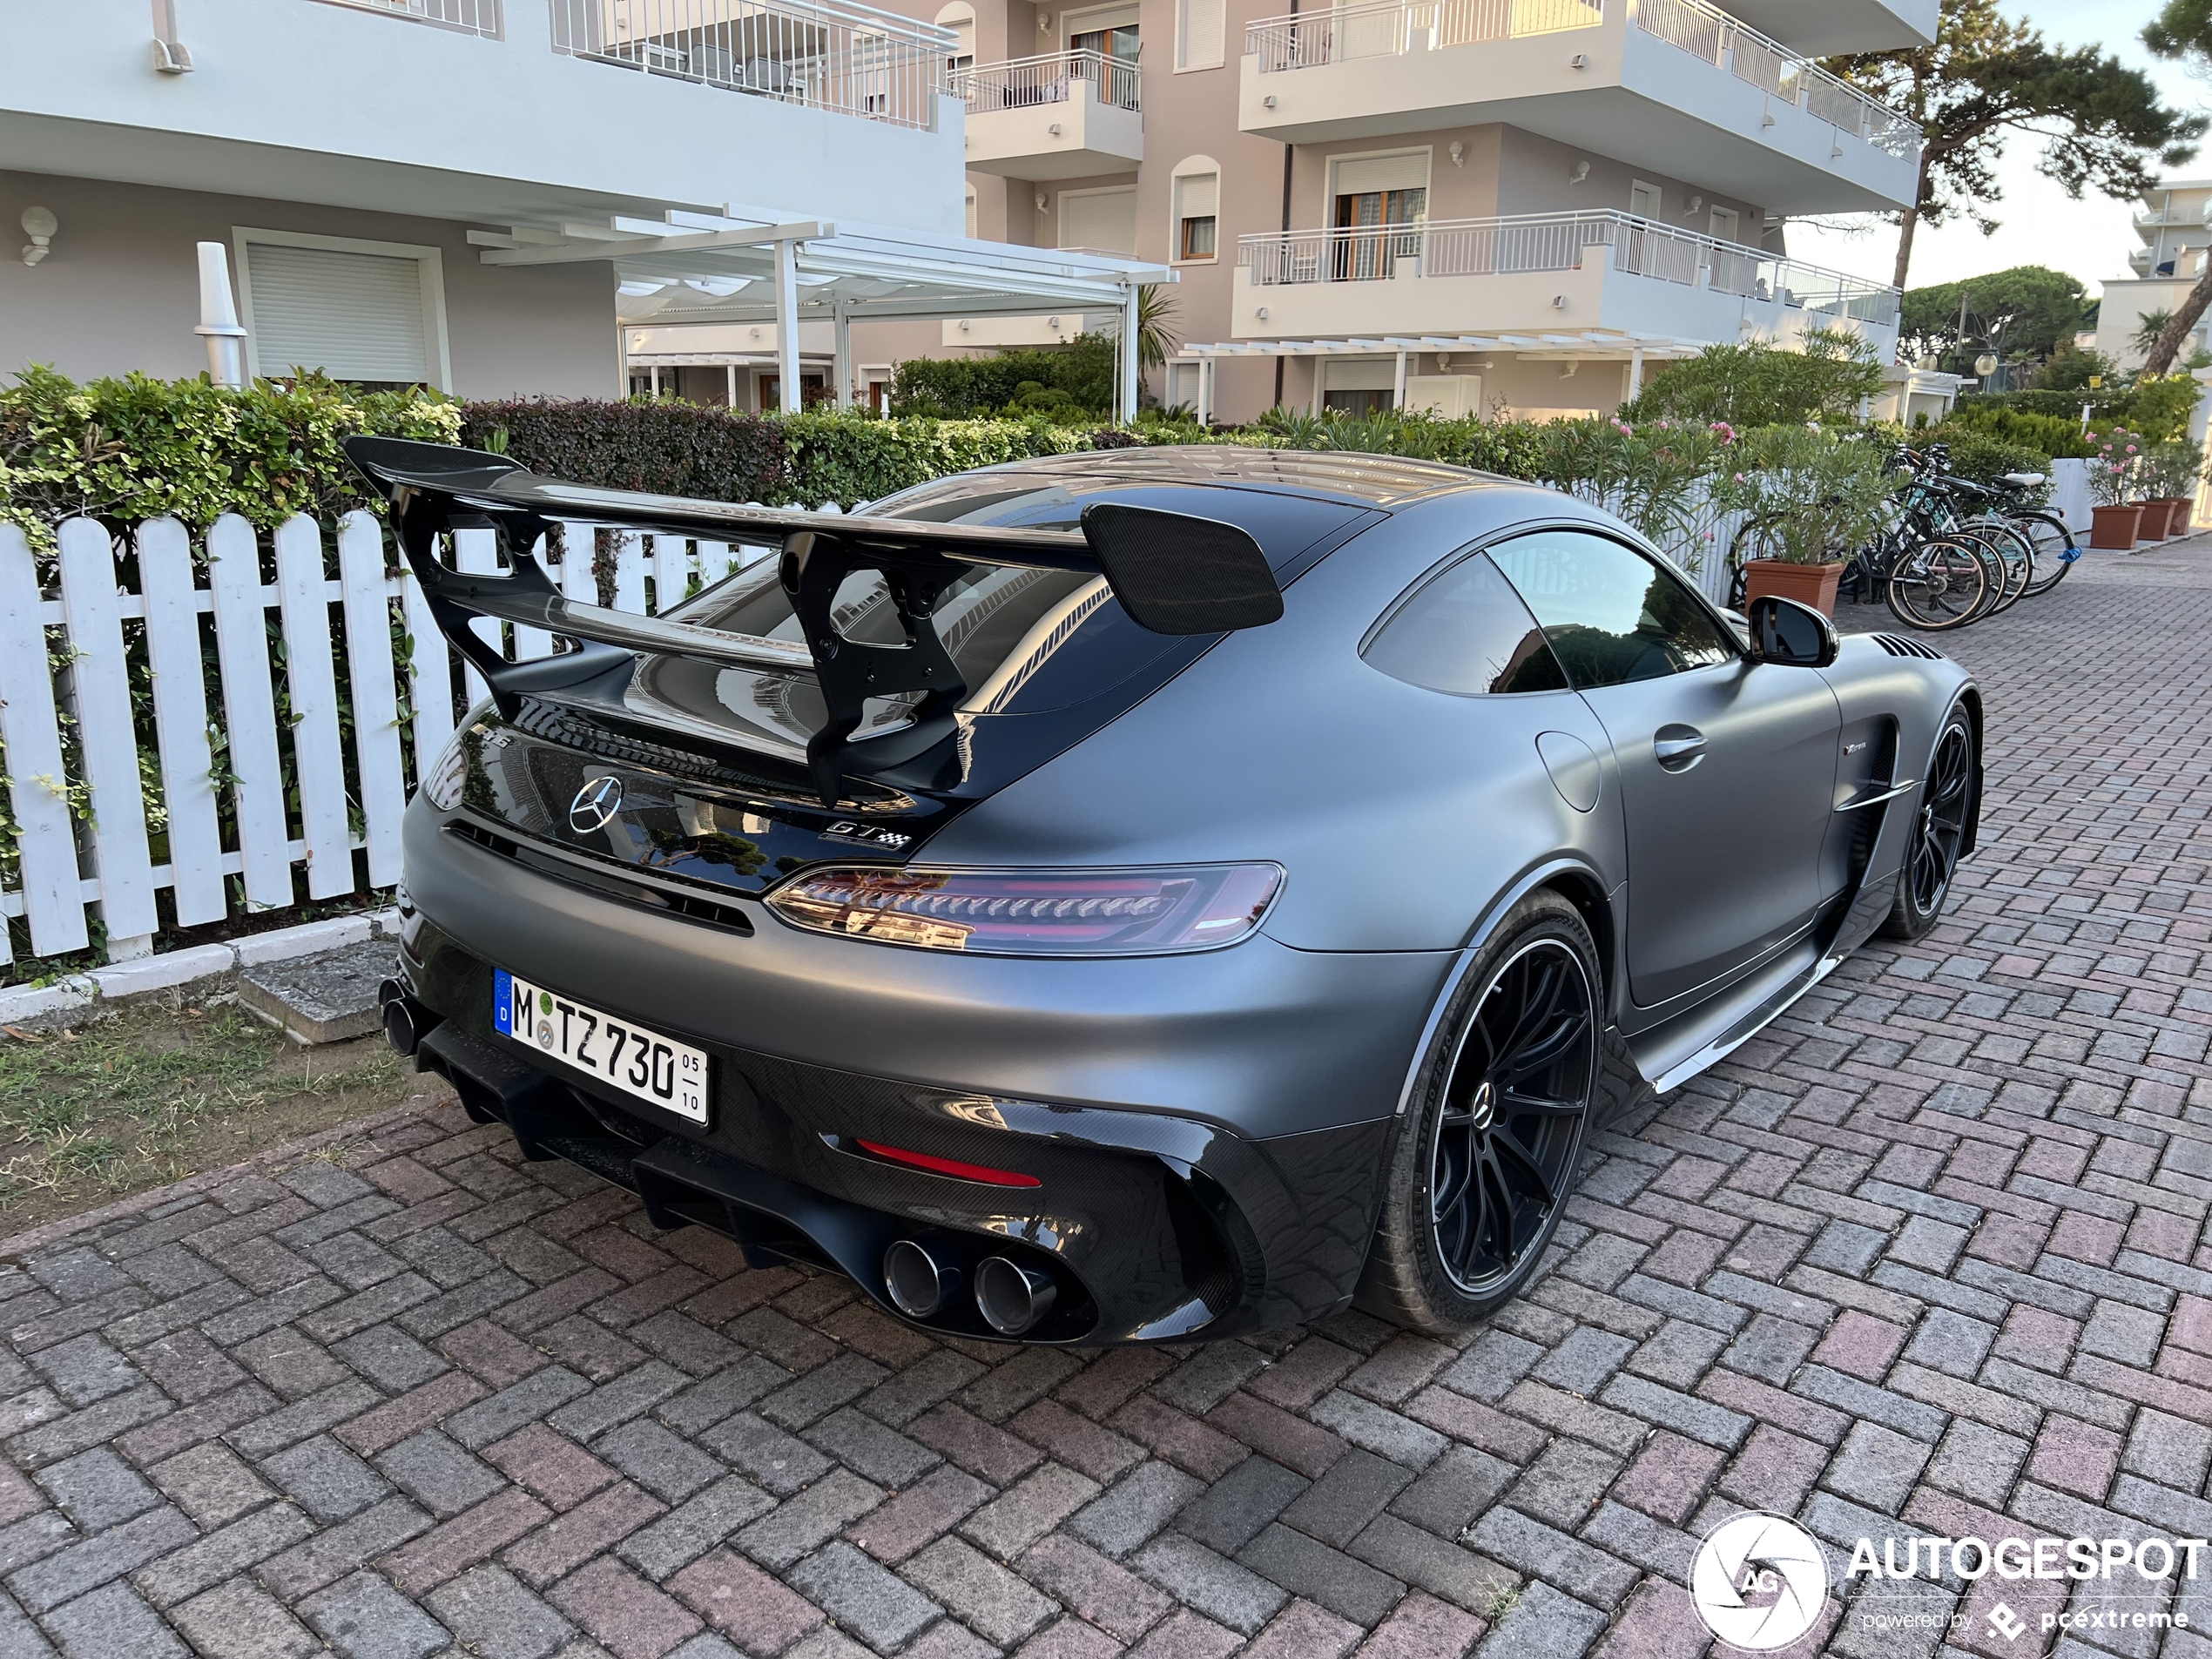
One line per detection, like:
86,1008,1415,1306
625,478,1368,755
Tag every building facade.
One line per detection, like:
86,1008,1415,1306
838,0,1927,422
2094,178,2212,373
3,0,975,400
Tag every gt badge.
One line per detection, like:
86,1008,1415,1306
824,819,912,849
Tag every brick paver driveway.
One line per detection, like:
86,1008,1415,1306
3,542,2209,1659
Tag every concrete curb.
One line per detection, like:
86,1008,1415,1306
0,909,401,1033
0,1088,455,1261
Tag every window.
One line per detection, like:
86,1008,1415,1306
235,229,449,390
1058,186,1138,254
1487,530,1734,689
934,1,974,71
1173,165,1219,262
1629,180,1662,219
1363,553,1568,695
1331,152,1427,280
1175,0,1224,69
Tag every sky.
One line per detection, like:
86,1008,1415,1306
1786,0,2209,300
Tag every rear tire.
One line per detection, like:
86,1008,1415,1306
1358,892,1599,1332
1879,709,1976,940
1885,538,1988,631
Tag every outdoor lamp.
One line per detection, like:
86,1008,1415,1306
20,206,56,266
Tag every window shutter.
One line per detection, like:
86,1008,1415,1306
245,242,431,383
1332,152,1430,195
1177,0,1224,68
1176,172,1219,219
1058,189,1137,254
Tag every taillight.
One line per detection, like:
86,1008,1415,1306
765,864,1283,956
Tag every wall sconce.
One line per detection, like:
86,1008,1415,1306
1568,53,1587,68
1550,294,1567,308
1449,142,1465,168
1039,12,1052,29
1255,307,1270,320
20,207,57,266
152,0,194,73
1048,122,1062,136
1560,361,1578,378
1686,195,1703,214
1036,192,1050,212
1568,161,1589,185
1262,93,1277,107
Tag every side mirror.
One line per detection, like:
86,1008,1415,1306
1745,595,1838,668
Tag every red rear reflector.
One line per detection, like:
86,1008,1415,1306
854,1139,1042,1188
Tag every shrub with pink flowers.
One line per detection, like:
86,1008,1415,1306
2086,425,2146,508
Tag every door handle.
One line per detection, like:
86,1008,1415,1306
1653,727,1706,772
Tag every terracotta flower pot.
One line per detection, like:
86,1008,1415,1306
1741,558,1846,617
2159,496,2195,536
2136,498,2177,541
2089,504,2143,550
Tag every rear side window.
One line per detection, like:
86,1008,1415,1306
1487,529,1734,689
1363,552,1569,695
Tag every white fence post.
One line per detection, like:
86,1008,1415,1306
339,511,408,890
0,525,82,959
57,517,159,959
275,516,355,901
208,513,294,911
138,517,226,928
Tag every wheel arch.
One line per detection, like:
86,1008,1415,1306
1952,685,1985,858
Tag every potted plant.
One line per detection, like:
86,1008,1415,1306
2087,427,2145,550
2142,441,2202,537
1714,426,1894,616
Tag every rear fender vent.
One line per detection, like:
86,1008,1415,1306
1872,633,1946,660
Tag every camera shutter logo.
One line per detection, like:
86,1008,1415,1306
569,776,624,834
1690,1512,1831,1650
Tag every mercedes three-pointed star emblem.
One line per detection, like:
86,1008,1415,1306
568,776,624,834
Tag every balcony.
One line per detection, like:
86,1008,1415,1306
4,0,965,237
1231,210,1899,354
1240,0,1919,213
955,50,1143,179
1703,0,1933,56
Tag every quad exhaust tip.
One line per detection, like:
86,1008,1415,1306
883,1241,958,1320
974,1256,1057,1336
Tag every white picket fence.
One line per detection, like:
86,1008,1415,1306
0,513,779,970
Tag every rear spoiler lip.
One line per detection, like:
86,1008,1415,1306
342,436,1283,805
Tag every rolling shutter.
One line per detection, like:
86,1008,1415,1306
1332,152,1430,195
1177,0,1224,67
1175,172,1219,220
1058,188,1137,254
244,241,432,383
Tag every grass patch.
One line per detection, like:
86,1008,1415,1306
0,1004,408,1220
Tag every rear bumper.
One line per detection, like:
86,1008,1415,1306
396,800,1428,1339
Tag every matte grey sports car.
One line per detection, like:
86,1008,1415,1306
348,438,1980,1343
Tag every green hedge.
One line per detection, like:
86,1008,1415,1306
1938,402,2098,458
890,335,1116,420
462,396,788,502
1959,374,2200,443
0,366,459,548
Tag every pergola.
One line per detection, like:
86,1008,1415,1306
469,203,1172,419
1175,330,1713,421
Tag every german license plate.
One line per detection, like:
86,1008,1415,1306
493,968,709,1124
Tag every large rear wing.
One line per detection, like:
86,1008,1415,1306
342,437,1282,805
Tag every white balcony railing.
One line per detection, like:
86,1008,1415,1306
317,0,504,35
1237,210,1901,327
550,0,954,129
1244,0,1919,159
954,49,1141,113
1632,0,1919,156
1245,0,1602,73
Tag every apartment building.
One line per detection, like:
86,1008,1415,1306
853,0,1927,421
2094,177,2212,372
4,0,1160,409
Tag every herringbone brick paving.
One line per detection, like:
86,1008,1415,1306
2,546,2209,1659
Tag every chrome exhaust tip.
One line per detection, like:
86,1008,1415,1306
884,1240,955,1320
974,1256,1057,1336
379,981,424,1058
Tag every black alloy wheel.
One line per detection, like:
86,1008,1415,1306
1427,939,1595,1296
1882,713,1975,939
1359,891,1601,1331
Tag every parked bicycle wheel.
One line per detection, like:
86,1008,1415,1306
1959,521,2034,614
2013,509,2079,597
1885,537,1989,631
1725,514,1789,610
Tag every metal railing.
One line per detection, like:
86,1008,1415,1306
1244,0,1918,158
954,48,1141,113
1630,0,1919,155
1236,210,1900,326
317,0,503,35
1246,0,1602,72
550,0,954,130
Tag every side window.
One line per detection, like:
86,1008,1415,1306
1487,529,1734,690
1363,552,1569,695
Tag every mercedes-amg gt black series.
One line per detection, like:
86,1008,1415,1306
350,438,1979,1344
